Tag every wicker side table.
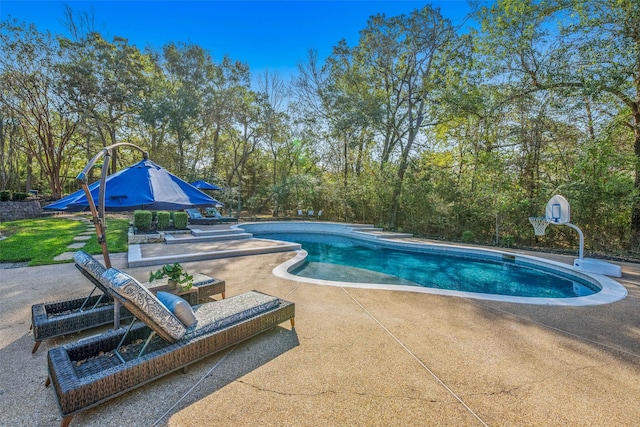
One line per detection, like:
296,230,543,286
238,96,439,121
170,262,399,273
194,277,226,304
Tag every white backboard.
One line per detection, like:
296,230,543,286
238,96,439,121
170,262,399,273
545,195,570,224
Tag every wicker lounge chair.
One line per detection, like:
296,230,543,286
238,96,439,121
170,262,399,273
186,208,238,224
30,251,225,353
46,262,295,427
205,207,238,223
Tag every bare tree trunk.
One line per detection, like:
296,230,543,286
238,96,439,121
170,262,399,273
629,107,640,251
0,118,5,188
26,153,32,191
344,137,348,222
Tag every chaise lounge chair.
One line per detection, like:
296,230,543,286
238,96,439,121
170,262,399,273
205,207,238,223
186,208,238,225
30,251,225,353
46,254,295,427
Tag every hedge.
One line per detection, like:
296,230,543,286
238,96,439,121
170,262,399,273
173,212,188,229
156,211,171,229
134,210,153,231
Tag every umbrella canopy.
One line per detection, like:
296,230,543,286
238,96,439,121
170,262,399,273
191,180,221,191
48,144,217,331
45,160,222,212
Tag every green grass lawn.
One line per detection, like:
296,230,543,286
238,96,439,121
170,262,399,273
0,216,129,266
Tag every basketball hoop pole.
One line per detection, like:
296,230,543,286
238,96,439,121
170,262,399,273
532,194,622,277
543,219,584,260
543,194,584,260
564,222,584,260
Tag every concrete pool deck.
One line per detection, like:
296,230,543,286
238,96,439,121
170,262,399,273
1,241,640,425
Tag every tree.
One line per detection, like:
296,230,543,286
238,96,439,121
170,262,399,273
257,71,290,186
58,31,153,174
477,0,640,250
0,20,82,198
201,56,251,174
158,42,212,174
224,86,262,214
0,108,23,191
327,6,462,229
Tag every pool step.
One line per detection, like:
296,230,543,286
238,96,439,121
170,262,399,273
164,228,252,244
351,228,414,239
370,231,414,239
128,240,301,268
190,228,247,238
351,225,382,231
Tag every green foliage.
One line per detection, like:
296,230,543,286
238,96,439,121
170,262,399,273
270,174,322,216
475,0,640,250
503,235,514,247
0,20,84,199
0,191,10,201
2,3,640,255
156,211,171,230
134,210,152,231
461,230,476,243
173,212,188,229
563,137,634,251
12,192,27,201
324,5,461,229
149,263,193,289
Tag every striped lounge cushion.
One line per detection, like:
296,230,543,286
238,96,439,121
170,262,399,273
102,268,186,343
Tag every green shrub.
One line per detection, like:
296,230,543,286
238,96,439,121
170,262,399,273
173,212,188,229
156,211,171,230
503,235,514,247
0,190,10,201
12,192,27,201
461,230,475,243
134,210,153,231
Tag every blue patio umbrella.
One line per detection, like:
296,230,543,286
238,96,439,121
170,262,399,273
45,160,222,212
191,180,221,191
45,145,223,330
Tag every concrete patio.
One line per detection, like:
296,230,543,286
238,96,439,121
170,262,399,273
1,243,640,426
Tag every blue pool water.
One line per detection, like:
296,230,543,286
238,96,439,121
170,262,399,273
255,232,599,298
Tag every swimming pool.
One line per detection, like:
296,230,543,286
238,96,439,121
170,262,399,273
238,222,627,306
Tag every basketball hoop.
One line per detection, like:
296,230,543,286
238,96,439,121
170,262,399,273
529,216,549,236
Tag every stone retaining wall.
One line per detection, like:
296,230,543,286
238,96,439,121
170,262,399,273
0,201,43,222
128,227,166,244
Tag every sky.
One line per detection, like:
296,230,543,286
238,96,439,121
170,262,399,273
1,1,478,78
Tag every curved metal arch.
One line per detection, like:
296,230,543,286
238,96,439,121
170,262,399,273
75,143,148,330
75,143,148,268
